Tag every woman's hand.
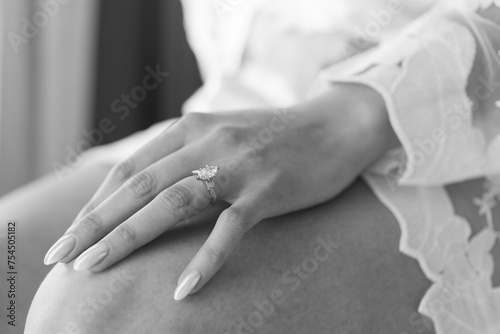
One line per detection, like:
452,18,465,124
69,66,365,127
44,83,397,300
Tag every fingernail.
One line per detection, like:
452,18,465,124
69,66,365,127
174,269,201,301
73,243,109,271
44,234,76,265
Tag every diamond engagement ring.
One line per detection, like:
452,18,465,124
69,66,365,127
192,165,220,205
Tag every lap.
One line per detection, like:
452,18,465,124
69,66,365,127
25,179,435,334
0,164,110,332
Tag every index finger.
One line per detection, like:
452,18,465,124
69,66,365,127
73,119,183,223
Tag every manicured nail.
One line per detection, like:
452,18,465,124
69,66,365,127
44,234,76,265
73,243,109,271
174,269,201,301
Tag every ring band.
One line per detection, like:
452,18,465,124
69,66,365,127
192,165,220,205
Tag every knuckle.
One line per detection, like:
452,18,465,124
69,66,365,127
240,144,260,161
215,125,246,144
124,171,155,197
78,203,94,219
203,245,226,267
158,185,192,211
78,213,104,234
190,195,210,215
110,160,135,183
115,224,137,244
72,204,95,226
220,208,249,237
180,112,210,128
82,203,95,214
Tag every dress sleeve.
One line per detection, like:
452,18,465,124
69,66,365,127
310,0,500,186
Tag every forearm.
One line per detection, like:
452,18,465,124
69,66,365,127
307,1,500,185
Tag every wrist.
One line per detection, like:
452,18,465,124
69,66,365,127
340,83,399,152
291,82,399,168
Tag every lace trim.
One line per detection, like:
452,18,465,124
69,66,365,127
363,173,500,334
474,176,500,238
317,17,494,186
311,3,500,333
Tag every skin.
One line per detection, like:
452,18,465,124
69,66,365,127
25,178,437,334
2,162,492,333
43,83,400,299
0,87,493,332
0,164,110,332
4,5,500,331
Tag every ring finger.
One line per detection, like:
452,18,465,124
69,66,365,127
72,173,223,271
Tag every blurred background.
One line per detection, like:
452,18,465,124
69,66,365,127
0,0,202,197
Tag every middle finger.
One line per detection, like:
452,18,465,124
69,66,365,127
55,145,202,264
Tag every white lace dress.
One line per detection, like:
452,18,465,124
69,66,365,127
83,0,500,332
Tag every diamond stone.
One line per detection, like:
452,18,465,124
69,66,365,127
193,165,219,181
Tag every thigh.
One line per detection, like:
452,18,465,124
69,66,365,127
25,180,435,334
0,164,109,332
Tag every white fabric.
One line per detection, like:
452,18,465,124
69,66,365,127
313,0,500,332
85,0,432,162
82,1,500,332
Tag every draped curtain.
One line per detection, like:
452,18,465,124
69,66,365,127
0,0,201,197
0,0,98,196
93,0,201,144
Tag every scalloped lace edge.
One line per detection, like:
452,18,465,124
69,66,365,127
363,173,500,334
